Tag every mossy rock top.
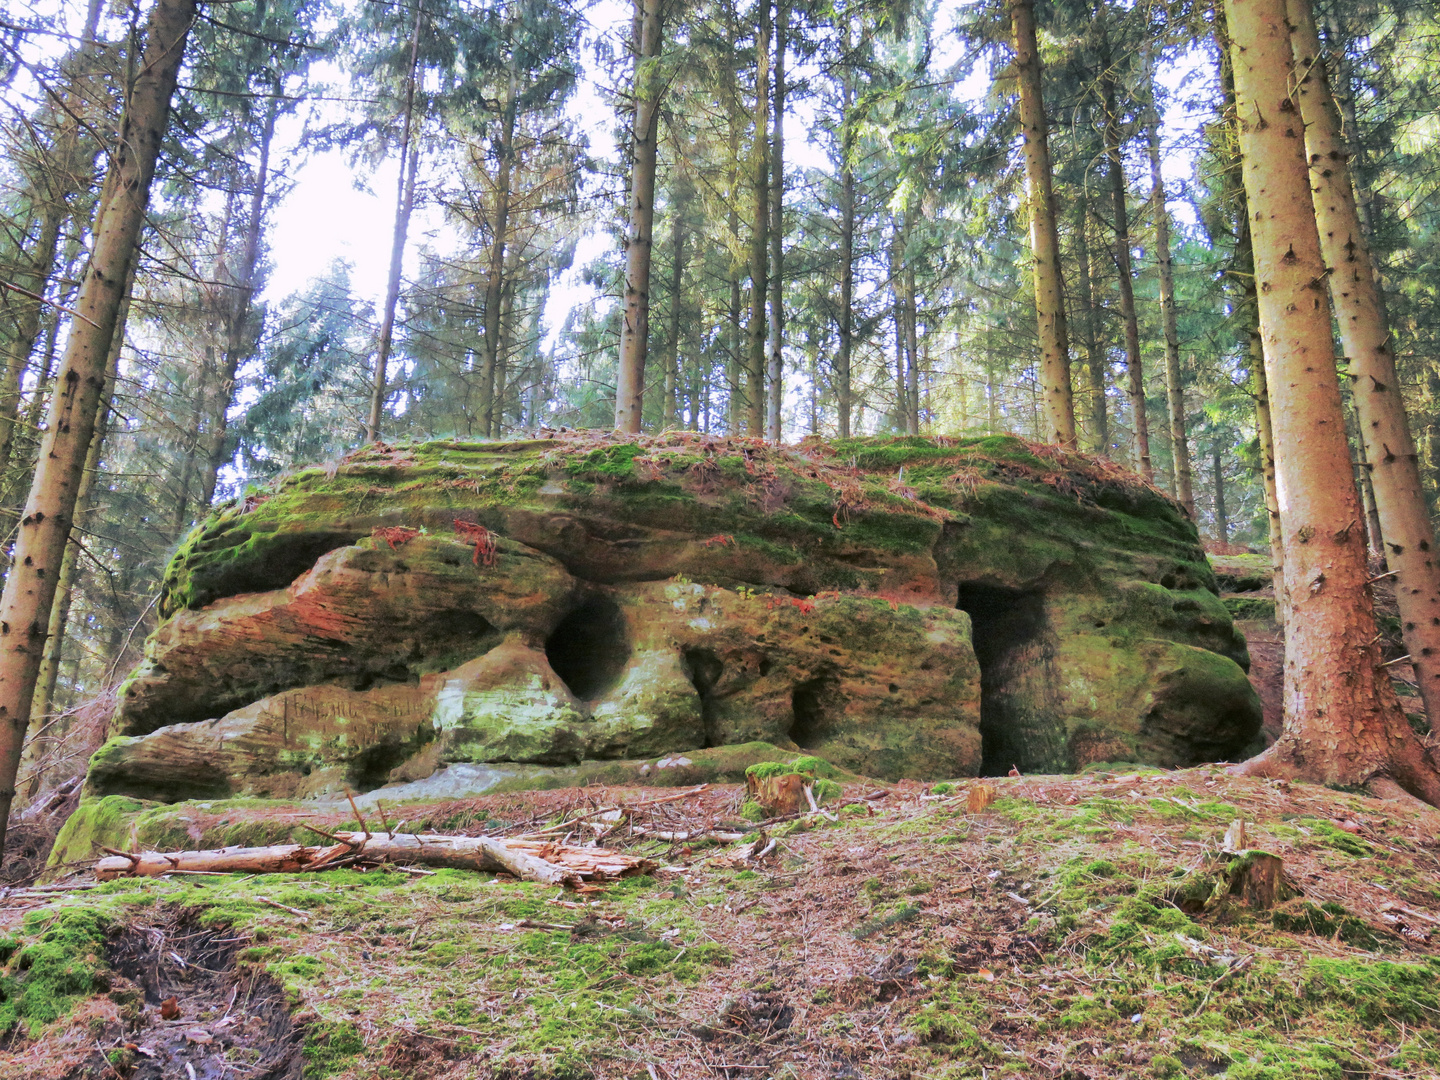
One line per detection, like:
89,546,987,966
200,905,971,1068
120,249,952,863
160,432,1215,618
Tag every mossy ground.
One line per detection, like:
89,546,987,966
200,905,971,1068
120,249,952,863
7,770,1439,1079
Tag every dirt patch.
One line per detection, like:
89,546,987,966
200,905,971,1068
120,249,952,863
65,909,301,1080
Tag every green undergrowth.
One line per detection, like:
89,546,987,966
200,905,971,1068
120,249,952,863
900,783,1440,1079
0,908,110,1038
3,868,734,1079
16,773,1439,1079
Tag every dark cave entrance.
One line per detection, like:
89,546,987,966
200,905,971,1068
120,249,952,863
956,583,1064,776
681,647,725,747
545,596,632,700
790,673,841,750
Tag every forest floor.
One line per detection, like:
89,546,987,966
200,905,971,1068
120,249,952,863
2,770,1440,1080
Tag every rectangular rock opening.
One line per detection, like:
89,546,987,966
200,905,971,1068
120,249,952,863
956,582,1066,776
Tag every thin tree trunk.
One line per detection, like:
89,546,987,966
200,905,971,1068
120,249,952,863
834,17,855,440
1073,195,1108,453
1346,394,1385,559
493,273,516,435
1009,0,1076,447
201,100,276,506
1224,0,1440,805
366,0,423,443
1102,54,1151,479
481,57,518,439
1147,97,1193,511
903,237,920,433
808,342,818,435
745,0,770,436
615,0,664,432
663,197,684,430
765,0,786,443
1212,442,1228,546
0,0,200,858
889,227,906,429
1289,0,1440,722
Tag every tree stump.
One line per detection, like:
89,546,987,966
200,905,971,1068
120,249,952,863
1226,851,1289,910
967,783,997,814
746,771,807,817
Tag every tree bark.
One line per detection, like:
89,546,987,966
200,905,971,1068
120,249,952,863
1008,0,1076,448
0,0,200,858
1252,342,1286,626
1223,0,1440,804
1217,1,1286,623
746,0,770,436
615,0,664,432
765,0,786,443
23,269,131,796
1101,54,1150,479
833,16,856,439
901,211,920,435
1073,195,1108,453
724,0,742,434
662,193,684,430
1289,0,1440,722
366,0,423,443
1147,99,1193,512
1212,441,1228,546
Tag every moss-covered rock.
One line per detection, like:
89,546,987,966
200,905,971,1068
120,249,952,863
91,433,1261,806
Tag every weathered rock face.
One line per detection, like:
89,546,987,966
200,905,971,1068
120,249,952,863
88,433,1262,802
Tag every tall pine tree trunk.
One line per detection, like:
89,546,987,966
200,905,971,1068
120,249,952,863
1212,442,1228,546
481,58,518,438
1289,0,1440,723
1147,98,1193,511
1102,56,1150,479
903,262,920,432
836,19,855,439
663,197,684,430
0,0,200,856
765,0,786,442
367,0,423,442
722,0,743,434
615,0,663,432
1224,0,1440,805
1217,2,1286,622
21,267,133,802
1009,0,1076,447
746,0,770,436
1073,195,1108,453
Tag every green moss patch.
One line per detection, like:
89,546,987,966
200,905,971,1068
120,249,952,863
0,909,109,1038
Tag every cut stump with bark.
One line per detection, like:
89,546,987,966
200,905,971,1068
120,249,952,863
1225,850,1290,910
746,772,807,817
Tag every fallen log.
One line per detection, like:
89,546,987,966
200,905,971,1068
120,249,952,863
94,832,656,886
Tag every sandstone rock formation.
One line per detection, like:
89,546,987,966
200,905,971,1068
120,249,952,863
86,433,1262,802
